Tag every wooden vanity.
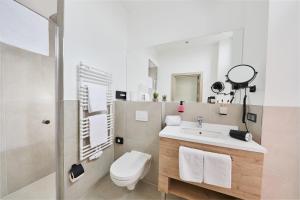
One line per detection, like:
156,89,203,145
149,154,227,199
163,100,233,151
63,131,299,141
158,137,265,200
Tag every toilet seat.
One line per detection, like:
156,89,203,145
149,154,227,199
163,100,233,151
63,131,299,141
110,151,151,182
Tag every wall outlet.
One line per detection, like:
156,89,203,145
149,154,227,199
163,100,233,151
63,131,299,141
247,112,257,123
115,137,124,144
135,110,148,122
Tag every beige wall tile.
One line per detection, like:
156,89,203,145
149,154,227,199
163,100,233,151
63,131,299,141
114,101,162,185
0,152,7,196
261,106,300,200
114,101,127,159
63,100,114,200
114,101,126,139
6,140,55,194
208,104,243,126
0,41,55,197
164,102,263,143
247,105,263,143
164,102,210,122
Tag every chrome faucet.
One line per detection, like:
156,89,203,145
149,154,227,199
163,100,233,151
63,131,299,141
196,116,204,128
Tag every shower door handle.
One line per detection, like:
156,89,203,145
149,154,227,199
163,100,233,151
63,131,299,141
42,120,51,124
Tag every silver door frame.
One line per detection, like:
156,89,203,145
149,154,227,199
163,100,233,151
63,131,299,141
54,0,64,199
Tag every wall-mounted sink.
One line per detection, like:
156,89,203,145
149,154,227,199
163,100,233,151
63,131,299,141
181,128,227,139
159,121,266,153
180,121,238,137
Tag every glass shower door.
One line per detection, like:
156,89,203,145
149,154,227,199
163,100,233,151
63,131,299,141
0,1,57,199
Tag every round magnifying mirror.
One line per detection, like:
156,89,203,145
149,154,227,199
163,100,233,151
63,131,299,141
227,64,257,84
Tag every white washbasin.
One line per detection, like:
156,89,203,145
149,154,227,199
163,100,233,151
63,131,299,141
180,121,238,138
181,129,225,139
159,121,266,153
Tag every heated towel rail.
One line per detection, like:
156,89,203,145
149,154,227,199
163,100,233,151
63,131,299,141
78,62,114,161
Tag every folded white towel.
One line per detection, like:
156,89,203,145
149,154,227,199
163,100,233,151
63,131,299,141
179,146,204,183
165,115,181,126
89,114,108,148
204,151,232,188
86,83,107,113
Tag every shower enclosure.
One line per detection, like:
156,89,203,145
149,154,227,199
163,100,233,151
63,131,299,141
0,1,58,199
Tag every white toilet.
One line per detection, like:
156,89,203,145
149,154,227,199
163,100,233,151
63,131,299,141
110,150,152,190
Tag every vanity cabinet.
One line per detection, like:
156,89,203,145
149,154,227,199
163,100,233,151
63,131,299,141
158,137,264,200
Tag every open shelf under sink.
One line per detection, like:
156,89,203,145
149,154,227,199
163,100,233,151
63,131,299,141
168,178,238,200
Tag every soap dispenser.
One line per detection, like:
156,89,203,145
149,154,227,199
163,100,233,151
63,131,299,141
177,101,185,113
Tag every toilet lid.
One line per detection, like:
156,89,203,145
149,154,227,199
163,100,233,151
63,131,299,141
110,151,151,181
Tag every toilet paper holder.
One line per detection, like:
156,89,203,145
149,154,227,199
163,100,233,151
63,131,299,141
69,164,85,183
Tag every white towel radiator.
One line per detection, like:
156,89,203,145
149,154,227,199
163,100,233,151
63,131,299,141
78,62,114,161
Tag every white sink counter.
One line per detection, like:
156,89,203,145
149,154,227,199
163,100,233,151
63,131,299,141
159,122,266,154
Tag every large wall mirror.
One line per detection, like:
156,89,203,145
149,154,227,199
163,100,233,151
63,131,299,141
141,30,243,103
125,1,268,106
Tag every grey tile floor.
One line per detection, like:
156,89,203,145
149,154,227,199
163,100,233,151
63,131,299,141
2,173,56,200
82,175,182,200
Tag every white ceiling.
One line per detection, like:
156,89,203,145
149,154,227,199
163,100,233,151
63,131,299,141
15,0,57,19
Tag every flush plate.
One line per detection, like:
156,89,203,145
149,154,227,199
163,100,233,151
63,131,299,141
135,110,148,122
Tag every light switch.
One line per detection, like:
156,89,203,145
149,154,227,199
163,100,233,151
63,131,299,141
247,112,257,123
135,110,148,122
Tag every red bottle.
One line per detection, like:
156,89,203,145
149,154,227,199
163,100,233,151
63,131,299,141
177,101,185,113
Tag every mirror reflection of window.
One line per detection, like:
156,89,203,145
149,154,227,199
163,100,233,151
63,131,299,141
171,73,202,102
0,0,49,56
